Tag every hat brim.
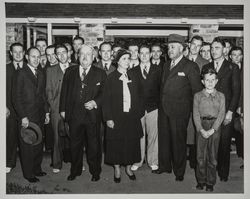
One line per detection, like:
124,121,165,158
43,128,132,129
168,41,184,46
21,122,43,146
113,51,131,63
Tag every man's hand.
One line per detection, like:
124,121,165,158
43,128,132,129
223,111,233,125
44,113,50,124
6,107,10,118
107,120,115,129
84,100,97,110
60,112,65,119
22,117,29,128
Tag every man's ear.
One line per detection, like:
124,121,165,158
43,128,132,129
10,51,13,57
201,79,205,85
215,78,218,85
25,54,29,61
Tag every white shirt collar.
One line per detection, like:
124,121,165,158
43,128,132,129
140,62,151,72
13,61,23,70
172,55,183,66
102,60,111,69
79,65,91,76
59,62,69,73
152,59,160,65
214,58,225,71
27,64,37,76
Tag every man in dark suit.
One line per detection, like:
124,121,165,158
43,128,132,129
151,43,165,70
71,36,84,64
127,40,140,69
46,44,76,173
202,37,241,182
188,36,209,72
156,34,203,181
59,44,106,182
131,45,161,172
187,35,209,169
12,47,50,183
95,41,116,75
6,42,25,173
230,46,244,169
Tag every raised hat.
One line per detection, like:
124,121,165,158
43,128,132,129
168,34,185,46
20,122,43,145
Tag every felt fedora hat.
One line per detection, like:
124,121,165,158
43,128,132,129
168,34,185,46
20,122,43,146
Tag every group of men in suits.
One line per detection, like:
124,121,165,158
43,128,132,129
6,34,242,185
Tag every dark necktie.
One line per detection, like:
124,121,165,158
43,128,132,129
104,63,108,71
170,60,175,70
81,68,87,81
215,62,219,72
16,63,21,70
143,65,148,79
80,68,87,88
34,68,38,78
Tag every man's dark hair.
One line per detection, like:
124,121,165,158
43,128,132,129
212,37,226,47
223,39,233,47
99,41,112,51
73,36,85,44
201,42,211,48
26,46,40,56
45,45,56,55
112,43,124,50
139,44,151,53
54,44,68,54
35,38,47,45
150,43,162,51
229,46,243,56
201,67,217,80
191,35,204,43
127,40,139,49
10,42,24,52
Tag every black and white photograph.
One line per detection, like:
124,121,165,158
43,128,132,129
1,0,249,198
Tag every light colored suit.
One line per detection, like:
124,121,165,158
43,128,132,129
46,63,70,169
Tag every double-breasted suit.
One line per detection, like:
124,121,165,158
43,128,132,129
59,64,106,178
202,59,241,180
159,56,203,178
6,62,20,168
12,64,48,179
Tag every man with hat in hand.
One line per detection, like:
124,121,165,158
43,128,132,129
12,47,49,183
156,34,203,181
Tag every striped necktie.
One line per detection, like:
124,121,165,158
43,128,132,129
143,65,148,79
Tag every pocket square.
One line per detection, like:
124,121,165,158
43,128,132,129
178,72,185,76
96,82,101,86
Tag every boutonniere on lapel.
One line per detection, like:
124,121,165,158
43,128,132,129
178,72,185,76
96,82,101,86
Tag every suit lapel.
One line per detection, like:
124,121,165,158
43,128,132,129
24,64,38,86
167,57,186,79
216,59,229,80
